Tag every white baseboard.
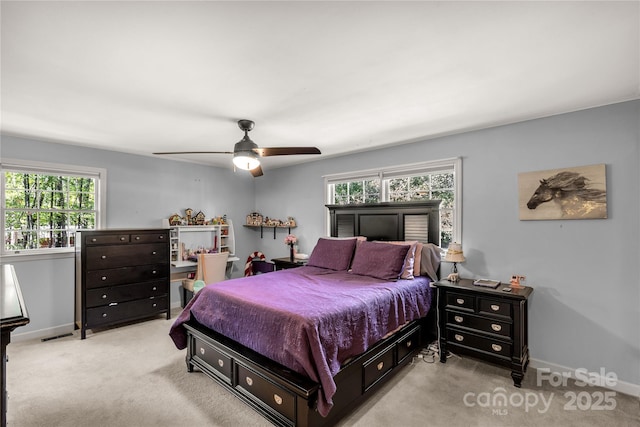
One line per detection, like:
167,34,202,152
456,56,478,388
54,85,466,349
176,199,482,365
11,323,76,343
530,358,640,398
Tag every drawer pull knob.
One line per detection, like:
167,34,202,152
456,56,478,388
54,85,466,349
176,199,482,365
152,286,157,291
102,313,107,318
101,294,107,299
101,276,107,281
377,361,384,371
152,270,157,275
135,236,140,240
217,359,224,368
492,344,502,352
91,238,97,242
159,235,165,239
491,304,500,311
406,340,412,348
101,255,107,259
456,298,465,305
199,347,205,355
454,334,464,342
491,324,502,332
454,316,464,323
274,394,283,405
120,237,126,241
246,376,253,386
152,303,157,307
152,251,157,255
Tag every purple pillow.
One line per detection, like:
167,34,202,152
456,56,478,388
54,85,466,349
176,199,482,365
307,238,357,271
350,241,410,281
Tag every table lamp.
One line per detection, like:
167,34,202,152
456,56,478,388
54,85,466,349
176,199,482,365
444,242,465,282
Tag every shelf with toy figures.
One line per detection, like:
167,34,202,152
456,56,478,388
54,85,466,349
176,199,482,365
243,224,297,239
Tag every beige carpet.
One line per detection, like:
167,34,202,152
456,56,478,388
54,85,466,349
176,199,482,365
5,311,639,427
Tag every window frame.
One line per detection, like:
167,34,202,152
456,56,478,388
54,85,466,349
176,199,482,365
1,158,107,261
324,157,462,246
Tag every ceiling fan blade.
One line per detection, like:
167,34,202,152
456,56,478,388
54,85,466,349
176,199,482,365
254,147,321,157
250,165,264,177
153,151,233,155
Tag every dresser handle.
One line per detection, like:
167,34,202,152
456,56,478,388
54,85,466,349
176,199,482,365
246,376,253,386
200,348,205,355
152,303,157,307
159,235,165,239
454,316,464,323
91,238,97,242
491,324,502,332
492,344,502,352
135,236,140,240
456,298,465,305
406,340,412,348
491,304,500,311
152,270,157,275
217,359,224,368
102,313,107,318
377,361,384,371
454,334,464,342
101,255,107,259
152,251,157,255
152,286,157,291
109,302,118,306
120,236,126,241
274,394,283,405
101,294,107,299
101,276,107,281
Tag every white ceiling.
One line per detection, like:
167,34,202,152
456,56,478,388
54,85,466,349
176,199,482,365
1,1,638,172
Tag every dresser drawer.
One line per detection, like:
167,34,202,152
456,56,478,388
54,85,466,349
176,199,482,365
446,292,475,311
363,344,395,391
86,243,168,269
85,234,130,245
85,296,167,327
397,326,420,363
446,328,511,359
236,364,296,422
192,336,232,384
86,264,168,288
130,232,168,244
447,311,511,338
478,298,511,318
85,281,167,308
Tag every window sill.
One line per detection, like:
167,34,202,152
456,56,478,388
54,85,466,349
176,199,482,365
0,250,75,263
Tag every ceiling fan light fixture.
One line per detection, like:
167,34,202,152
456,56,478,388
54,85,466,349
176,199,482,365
232,151,260,170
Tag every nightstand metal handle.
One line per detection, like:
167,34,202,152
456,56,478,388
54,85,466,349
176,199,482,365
454,334,464,342
492,344,502,352
456,298,465,305
491,304,500,311
491,324,502,332
454,316,464,323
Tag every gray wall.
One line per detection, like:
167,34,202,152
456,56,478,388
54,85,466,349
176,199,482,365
2,100,638,388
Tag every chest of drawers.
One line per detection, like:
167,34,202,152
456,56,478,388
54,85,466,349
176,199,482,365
433,279,533,387
75,229,170,339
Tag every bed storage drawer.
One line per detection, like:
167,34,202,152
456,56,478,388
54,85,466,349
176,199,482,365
363,344,395,391
192,336,232,384
236,364,296,423
396,326,421,363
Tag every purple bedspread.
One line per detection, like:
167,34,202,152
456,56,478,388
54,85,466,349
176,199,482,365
169,266,432,416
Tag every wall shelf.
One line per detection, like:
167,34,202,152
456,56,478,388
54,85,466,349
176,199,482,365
243,224,296,239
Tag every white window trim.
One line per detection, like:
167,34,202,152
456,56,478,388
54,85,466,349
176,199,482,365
323,157,462,244
1,158,107,261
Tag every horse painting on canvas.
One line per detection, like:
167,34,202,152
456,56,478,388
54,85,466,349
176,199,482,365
519,164,607,220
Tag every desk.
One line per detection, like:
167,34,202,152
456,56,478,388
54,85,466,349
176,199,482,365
170,256,239,282
1,265,30,427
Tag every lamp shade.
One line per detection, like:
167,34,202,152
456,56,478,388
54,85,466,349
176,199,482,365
444,242,465,263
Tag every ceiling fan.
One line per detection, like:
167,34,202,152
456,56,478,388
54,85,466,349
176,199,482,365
153,119,321,177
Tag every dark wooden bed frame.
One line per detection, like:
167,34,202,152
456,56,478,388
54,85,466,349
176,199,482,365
182,201,441,427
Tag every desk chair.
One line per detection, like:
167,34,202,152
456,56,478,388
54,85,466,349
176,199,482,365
181,252,229,307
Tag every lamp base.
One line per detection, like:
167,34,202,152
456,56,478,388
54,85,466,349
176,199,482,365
447,273,460,282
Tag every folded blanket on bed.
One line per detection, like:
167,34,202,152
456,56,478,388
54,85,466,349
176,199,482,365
169,266,432,417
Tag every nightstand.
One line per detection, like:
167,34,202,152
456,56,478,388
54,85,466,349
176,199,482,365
433,278,533,387
271,257,308,271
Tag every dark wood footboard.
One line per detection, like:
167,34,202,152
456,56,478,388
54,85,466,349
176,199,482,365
184,313,434,427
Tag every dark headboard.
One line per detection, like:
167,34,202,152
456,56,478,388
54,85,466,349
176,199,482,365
326,201,441,245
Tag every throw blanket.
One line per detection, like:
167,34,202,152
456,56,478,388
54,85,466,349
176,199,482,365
169,266,432,416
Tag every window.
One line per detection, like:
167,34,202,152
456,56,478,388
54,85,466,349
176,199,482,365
325,158,461,248
1,159,106,256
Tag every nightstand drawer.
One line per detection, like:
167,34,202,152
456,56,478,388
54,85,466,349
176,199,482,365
447,311,511,338
446,329,511,358
478,298,511,318
446,292,475,311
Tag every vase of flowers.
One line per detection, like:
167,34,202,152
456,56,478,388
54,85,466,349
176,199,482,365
284,234,297,262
